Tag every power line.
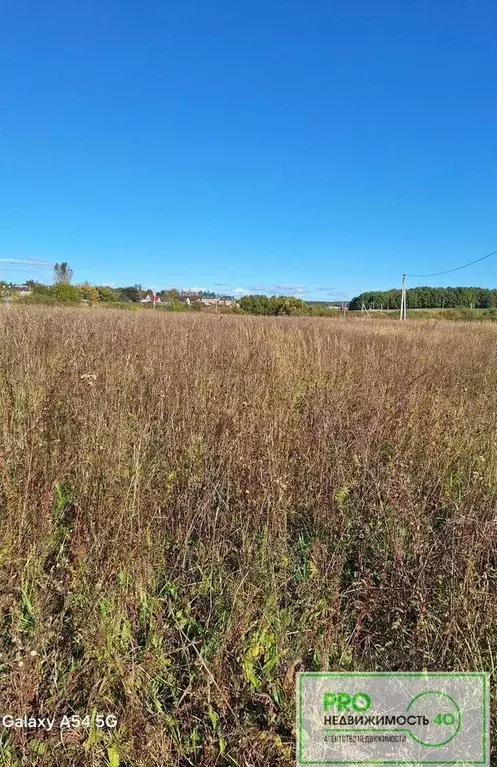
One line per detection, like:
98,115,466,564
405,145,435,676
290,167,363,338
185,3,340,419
406,249,497,278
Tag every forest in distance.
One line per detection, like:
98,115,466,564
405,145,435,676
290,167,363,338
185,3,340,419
349,285,497,310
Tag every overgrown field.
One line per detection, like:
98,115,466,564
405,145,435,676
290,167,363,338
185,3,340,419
1,306,497,766
351,307,497,322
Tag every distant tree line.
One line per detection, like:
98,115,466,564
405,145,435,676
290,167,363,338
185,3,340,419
349,286,497,310
239,294,341,316
7,283,345,315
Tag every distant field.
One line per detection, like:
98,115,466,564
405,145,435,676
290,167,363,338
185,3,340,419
1,307,497,766
350,307,497,321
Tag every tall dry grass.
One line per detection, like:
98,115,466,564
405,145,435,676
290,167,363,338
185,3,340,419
0,306,496,765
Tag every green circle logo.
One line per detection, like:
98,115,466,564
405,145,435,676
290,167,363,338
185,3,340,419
407,691,461,747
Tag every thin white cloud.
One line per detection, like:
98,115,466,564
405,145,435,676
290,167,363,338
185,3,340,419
0,258,51,266
272,284,307,296
313,288,348,298
314,287,338,293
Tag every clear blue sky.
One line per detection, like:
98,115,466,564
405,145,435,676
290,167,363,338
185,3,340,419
1,0,496,299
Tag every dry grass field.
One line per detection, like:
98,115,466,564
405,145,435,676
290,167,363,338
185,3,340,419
1,306,497,766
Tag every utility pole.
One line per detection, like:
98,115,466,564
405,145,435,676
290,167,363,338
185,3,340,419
400,274,407,320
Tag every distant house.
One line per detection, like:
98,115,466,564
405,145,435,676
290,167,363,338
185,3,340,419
199,297,238,308
179,291,200,304
1,284,32,301
140,292,161,304
11,284,32,295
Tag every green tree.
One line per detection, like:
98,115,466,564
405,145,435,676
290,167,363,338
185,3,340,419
160,288,181,300
120,286,141,302
97,286,119,302
240,295,271,314
52,283,81,304
240,294,311,315
78,282,100,304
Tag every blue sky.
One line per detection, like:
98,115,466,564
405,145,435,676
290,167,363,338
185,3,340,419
1,0,495,300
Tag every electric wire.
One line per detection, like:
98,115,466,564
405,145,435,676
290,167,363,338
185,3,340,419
406,249,497,278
